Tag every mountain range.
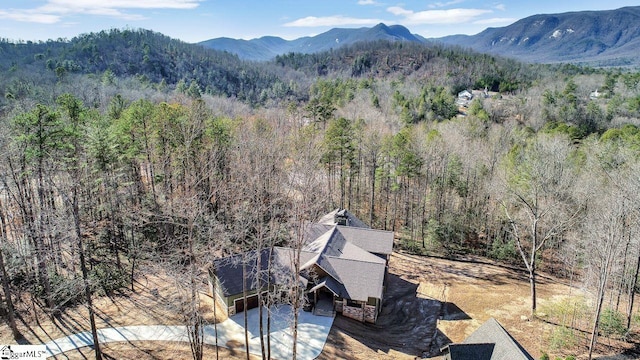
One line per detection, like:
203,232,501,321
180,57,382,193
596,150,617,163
199,23,426,62
437,6,640,67
199,6,640,67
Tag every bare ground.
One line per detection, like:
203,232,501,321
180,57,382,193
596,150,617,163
65,341,258,360
0,268,254,359
2,253,640,359
319,251,640,360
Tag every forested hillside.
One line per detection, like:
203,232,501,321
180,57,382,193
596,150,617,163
200,23,426,61
437,6,640,67
1,28,640,358
0,29,296,105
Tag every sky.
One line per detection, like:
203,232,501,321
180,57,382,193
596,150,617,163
0,0,638,43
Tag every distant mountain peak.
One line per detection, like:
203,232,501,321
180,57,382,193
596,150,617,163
199,23,425,61
372,22,389,29
436,5,640,67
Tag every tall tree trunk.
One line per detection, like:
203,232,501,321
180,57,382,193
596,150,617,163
107,173,122,271
212,276,219,360
36,153,53,310
617,228,631,311
529,267,537,316
0,199,21,340
369,158,376,227
243,261,250,360
141,118,158,204
589,261,611,360
186,221,203,360
257,245,266,360
266,245,273,360
626,249,640,330
129,226,137,292
73,187,103,360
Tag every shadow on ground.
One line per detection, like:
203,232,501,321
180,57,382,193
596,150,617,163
320,273,467,358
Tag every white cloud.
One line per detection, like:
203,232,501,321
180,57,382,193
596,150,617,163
0,10,60,24
45,0,201,10
473,17,516,25
428,0,465,9
284,15,383,27
494,3,506,11
387,6,491,24
357,0,378,5
387,7,413,16
0,0,201,24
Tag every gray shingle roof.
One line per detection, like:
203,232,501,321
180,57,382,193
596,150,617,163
303,227,387,264
335,226,394,256
447,344,494,360
305,222,394,256
212,247,313,297
304,223,334,244
324,256,385,301
452,318,534,360
212,249,265,297
212,209,392,303
308,276,344,297
301,226,387,301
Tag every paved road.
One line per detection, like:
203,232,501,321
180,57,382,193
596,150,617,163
45,305,334,360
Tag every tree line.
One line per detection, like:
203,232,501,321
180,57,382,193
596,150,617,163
1,33,640,359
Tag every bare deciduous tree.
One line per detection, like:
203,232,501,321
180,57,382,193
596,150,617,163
501,134,580,316
285,125,328,360
582,189,630,360
0,194,21,340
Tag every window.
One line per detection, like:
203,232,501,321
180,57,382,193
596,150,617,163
346,299,360,307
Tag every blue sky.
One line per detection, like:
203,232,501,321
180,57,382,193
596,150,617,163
0,1,638,43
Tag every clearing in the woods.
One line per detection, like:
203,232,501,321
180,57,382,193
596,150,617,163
2,252,640,359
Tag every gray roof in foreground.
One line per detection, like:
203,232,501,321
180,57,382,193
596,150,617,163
447,343,494,360
451,318,534,360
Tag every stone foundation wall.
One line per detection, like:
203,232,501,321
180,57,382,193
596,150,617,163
342,304,377,323
364,305,376,323
335,299,344,312
343,305,364,321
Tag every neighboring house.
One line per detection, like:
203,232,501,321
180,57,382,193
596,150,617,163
441,318,534,360
456,89,474,109
457,89,473,101
589,89,603,99
208,209,394,323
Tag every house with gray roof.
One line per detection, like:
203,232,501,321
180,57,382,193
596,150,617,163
208,209,394,323
441,318,534,360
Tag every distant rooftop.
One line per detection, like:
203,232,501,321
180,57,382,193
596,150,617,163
442,318,534,360
317,209,371,228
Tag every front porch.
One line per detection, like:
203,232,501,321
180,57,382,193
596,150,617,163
307,286,378,323
313,291,336,317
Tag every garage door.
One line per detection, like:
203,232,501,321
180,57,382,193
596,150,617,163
235,294,259,314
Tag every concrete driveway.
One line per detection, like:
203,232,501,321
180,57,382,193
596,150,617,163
45,305,334,360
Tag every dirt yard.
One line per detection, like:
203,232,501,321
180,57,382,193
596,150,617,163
2,253,640,359
319,251,640,360
0,267,254,360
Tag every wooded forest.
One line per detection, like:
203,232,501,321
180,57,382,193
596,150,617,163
2,28,640,359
